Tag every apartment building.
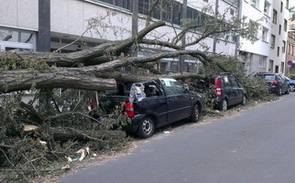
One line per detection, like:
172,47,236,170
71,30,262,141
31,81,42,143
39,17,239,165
0,0,290,75
285,0,295,74
238,0,289,75
286,30,295,74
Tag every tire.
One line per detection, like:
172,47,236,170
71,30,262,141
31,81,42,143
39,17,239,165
277,87,282,96
220,99,228,111
285,86,290,94
242,95,246,106
190,104,200,122
290,85,295,92
136,116,155,138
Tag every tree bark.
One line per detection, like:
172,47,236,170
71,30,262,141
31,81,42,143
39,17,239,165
0,68,116,93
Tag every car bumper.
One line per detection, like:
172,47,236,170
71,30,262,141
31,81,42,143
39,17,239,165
269,86,280,95
213,98,223,109
122,114,146,134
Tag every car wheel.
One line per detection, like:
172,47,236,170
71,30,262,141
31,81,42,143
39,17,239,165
277,87,282,96
221,99,228,111
242,95,247,105
190,104,200,122
285,86,290,94
290,85,295,92
136,116,155,138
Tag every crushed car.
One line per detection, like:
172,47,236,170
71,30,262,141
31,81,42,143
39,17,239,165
90,78,204,138
194,73,247,110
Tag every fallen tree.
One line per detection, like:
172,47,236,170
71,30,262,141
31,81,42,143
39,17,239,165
0,2,266,181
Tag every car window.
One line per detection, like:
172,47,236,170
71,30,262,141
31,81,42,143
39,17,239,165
144,84,163,97
229,76,239,87
277,75,284,82
161,78,185,95
265,75,275,81
222,75,231,87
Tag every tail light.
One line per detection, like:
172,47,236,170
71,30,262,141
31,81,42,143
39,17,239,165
271,81,279,85
215,77,222,97
125,103,135,117
88,99,96,111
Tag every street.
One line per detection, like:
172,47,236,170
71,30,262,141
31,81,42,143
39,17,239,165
60,93,295,183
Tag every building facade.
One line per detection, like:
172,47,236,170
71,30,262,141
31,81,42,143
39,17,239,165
0,0,291,75
238,0,290,75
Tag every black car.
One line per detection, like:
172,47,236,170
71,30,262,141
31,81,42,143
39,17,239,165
254,72,290,96
91,78,204,138
194,73,246,111
210,73,247,110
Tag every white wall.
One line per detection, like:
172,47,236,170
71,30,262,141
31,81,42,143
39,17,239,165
0,0,38,29
51,0,133,41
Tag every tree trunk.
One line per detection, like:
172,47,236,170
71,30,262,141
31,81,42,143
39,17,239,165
0,68,117,93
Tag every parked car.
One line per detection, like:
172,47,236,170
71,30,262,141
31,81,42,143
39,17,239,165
210,73,247,110
254,72,290,96
90,78,204,138
194,73,246,110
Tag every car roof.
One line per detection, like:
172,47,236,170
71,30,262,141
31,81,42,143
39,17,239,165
255,72,279,76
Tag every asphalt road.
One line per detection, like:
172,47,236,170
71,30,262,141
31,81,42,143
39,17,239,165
60,93,295,183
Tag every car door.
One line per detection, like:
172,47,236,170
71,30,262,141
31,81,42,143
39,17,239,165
221,75,243,106
277,75,288,92
160,78,192,125
228,75,244,104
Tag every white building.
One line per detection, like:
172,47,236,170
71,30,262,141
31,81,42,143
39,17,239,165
0,0,290,75
239,0,290,75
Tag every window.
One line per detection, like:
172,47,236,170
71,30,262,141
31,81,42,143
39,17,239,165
162,1,172,22
280,2,283,12
259,57,266,67
270,34,275,48
279,24,281,35
272,9,277,24
262,27,268,42
264,1,270,15
228,76,239,87
161,78,185,95
284,19,287,31
138,0,149,15
114,0,130,9
230,8,235,15
251,0,259,9
98,0,131,10
282,40,286,53
0,28,35,51
172,2,182,25
277,46,280,56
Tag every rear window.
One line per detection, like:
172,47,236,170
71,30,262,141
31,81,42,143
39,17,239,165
264,75,275,81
